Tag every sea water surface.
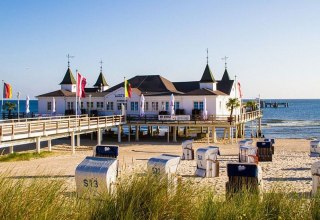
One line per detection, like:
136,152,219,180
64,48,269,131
249,99,320,139
1,99,319,139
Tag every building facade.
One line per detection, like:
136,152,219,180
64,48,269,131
37,63,242,118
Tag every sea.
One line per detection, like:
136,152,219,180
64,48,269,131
1,99,319,139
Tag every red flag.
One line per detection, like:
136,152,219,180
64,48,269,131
77,73,87,98
238,82,243,98
3,83,12,98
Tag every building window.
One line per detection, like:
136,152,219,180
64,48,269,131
130,102,139,111
152,102,158,111
117,103,127,110
193,101,203,110
67,102,74,110
106,102,114,110
165,102,169,111
47,102,52,111
193,102,198,110
199,101,204,110
97,102,104,109
175,102,180,109
145,102,149,111
87,102,93,108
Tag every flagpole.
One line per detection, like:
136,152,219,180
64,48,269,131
75,69,78,117
1,80,4,117
124,77,126,116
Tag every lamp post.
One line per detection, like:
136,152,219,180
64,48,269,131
89,94,92,117
17,92,20,120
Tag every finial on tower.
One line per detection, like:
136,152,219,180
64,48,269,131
66,54,74,68
221,56,228,69
206,48,209,64
100,60,103,73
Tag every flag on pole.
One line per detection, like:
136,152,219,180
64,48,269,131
3,83,12,98
238,82,243,98
77,73,87,98
26,96,30,114
52,97,56,113
124,79,132,98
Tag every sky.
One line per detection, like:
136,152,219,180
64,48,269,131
0,0,319,99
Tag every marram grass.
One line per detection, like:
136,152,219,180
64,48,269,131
0,173,319,220
0,151,55,162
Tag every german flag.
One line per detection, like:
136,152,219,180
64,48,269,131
124,79,132,98
3,83,12,98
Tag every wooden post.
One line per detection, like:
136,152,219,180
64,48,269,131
207,127,210,144
36,136,41,154
48,139,52,152
135,125,139,141
90,133,93,141
167,126,170,143
212,126,217,143
71,132,75,154
97,129,101,145
128,125,131,142
9,145,14,154
77,134,81,147
118,125,122,143
173,126,177,142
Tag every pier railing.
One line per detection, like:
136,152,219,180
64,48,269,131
126,110,262,125
0,115,125,143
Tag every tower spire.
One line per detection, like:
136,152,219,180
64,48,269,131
66,54,74,68
221,56,228,69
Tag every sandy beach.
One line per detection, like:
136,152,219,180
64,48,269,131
0,138,317,195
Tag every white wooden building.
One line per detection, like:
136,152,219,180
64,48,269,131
37,63,241,118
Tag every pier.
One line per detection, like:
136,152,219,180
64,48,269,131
260,101,289,108
0,110,263,154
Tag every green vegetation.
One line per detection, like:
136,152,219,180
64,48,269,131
0,151,55,162
226,98,241,124
2,102,16,115
0,174,318,219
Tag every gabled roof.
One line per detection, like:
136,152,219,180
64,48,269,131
183,88,227,96
60,68,76,85
107,75,182,94
37,89,75,97
94,72,109,87
37,89,108,98
173,81,200,93
221,69,231,81
200,64,215,83
217,80,234,95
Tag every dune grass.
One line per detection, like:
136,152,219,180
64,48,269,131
0,173,319,219
0,151,55,162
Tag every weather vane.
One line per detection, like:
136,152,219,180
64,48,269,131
206,48,209,64
100,60,103,73
221,56,228,69
66,54,74,68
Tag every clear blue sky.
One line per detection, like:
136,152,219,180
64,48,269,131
0,0,319,99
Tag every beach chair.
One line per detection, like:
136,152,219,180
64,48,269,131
195,146,220,178
239,146,258,164
226,162,263,197
75,156,118,197
264,138,275,154
256,141,273,162
310,140,320,157
147,154,181,177
93,145,119,158
181,139,194,160
311,161,320,195
238,139,253,147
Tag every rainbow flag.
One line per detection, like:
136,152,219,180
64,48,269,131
124,79,132,98
3,83,12,98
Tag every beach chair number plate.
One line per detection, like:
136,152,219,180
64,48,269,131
83,178,99,188
152,166,161,175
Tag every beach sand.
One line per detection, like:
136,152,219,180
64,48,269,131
0,138,317,195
